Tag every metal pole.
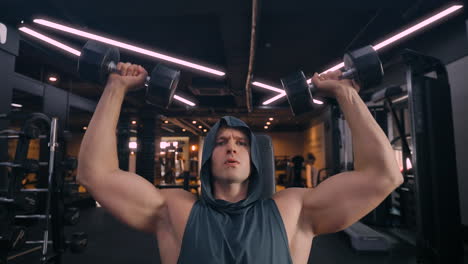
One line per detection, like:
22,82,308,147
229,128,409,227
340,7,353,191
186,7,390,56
41,117,58,261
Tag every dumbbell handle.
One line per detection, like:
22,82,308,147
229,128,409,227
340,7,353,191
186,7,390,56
108,61,151,85
308,68,357,94
0,197,14,203
0,162,48,167
15,214,51,219
21,188,49,192
0,135,47,139
26,241,53,244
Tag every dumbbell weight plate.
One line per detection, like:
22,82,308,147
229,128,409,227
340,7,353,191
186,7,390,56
146,64,181,108
78,40,120,85
62,157,78,171
24,125,41,139
343,45,383,90
281,71,314,116
69,232,88,254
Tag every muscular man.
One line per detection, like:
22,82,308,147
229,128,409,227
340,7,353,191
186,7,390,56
77,63,403,263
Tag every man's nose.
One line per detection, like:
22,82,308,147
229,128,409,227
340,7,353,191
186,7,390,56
226,140,237,153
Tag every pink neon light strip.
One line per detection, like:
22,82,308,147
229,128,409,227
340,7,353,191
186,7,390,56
33,19,225,76
173,95,196,106
19,27,81,56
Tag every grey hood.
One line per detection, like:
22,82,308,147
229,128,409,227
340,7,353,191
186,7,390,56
199,116,265,214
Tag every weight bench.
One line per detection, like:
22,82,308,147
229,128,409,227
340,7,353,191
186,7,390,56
343,221,391,252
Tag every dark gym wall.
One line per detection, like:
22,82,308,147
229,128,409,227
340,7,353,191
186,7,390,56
374,15,468,225
446,55,468,226
0,22,19,190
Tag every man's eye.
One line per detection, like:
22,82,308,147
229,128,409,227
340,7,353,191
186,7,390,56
238,141,248,146
216,141,225,145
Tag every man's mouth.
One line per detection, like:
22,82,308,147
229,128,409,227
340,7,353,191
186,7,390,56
225,158,240,165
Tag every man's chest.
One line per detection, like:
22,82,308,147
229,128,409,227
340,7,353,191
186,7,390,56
175,202,294,263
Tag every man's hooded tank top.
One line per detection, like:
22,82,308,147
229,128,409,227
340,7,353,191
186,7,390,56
177,116,293,264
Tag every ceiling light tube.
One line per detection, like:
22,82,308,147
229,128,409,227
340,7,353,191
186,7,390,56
19,27,81,56
33,19,225,77
261,91,323,105
252,81,285,93
309,5,463,82
262,92,286,105
173,95,196,106
373,5,463,51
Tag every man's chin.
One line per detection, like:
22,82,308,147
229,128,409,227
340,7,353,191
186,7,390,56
214,175,249,184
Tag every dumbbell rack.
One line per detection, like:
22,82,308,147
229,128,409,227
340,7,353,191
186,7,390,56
0,113,85,263
0,113,51,263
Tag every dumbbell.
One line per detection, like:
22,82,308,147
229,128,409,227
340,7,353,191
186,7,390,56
0,159,47,173
63,207,80,225
0,193,38,215
63,182,79,197
78,40,180,109
24,232,88,254
15,192,38,214
0,126,43,139
68,232,88,254
281,45,384,116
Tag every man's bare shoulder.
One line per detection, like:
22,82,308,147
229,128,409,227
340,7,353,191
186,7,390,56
272,187,308,203
160,189,198,206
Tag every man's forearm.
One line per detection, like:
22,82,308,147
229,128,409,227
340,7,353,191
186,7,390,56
336,88,401,180
77,83,126,181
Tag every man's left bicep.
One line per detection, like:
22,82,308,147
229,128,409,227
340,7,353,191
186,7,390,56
302,170,399,235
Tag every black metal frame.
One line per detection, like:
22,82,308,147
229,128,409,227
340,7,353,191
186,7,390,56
403,50,463,263
324,105,342,176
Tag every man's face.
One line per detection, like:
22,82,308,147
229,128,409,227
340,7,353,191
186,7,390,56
210,127,251,184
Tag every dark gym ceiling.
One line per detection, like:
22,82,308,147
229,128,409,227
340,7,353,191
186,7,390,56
1,0,459,134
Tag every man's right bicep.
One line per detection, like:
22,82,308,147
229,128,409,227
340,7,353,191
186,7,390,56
82,170,166,233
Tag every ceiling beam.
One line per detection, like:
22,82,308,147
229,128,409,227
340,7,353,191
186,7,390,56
161,126,175,133
179,118,203,133
198,119,212,129
219,2,252,109
165,107,292,119
245,0,260,112
167,118,200,136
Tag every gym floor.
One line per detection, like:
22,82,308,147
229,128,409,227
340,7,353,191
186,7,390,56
65,207,468,264
14,206,468,264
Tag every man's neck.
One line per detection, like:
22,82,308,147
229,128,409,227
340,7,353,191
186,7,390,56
213,181,249,203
